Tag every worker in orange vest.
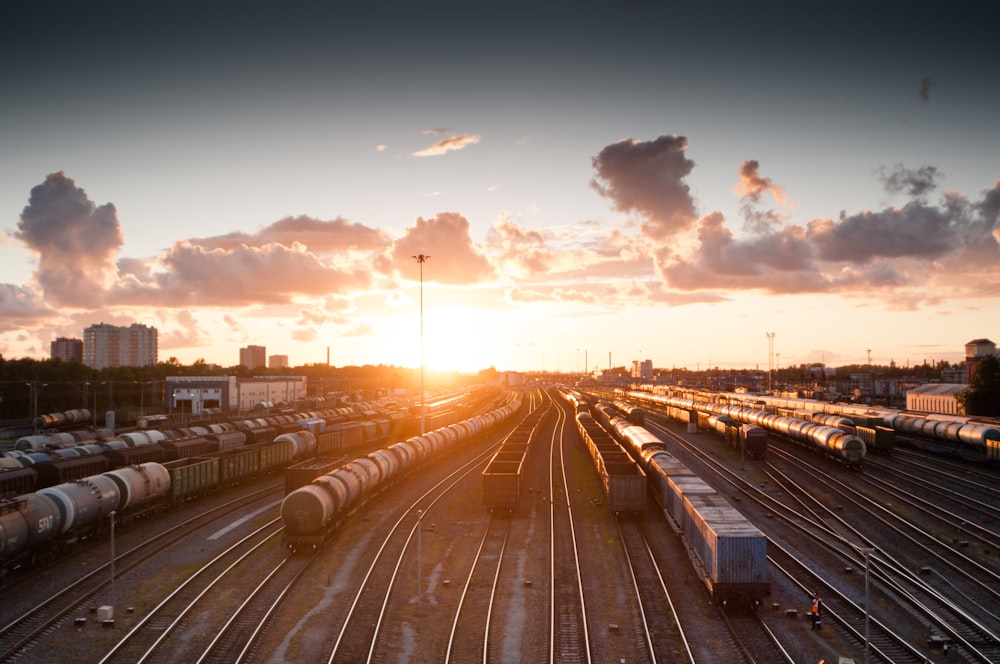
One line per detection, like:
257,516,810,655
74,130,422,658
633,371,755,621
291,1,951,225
810,596,823,630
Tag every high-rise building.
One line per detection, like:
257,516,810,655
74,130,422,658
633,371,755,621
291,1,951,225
240,345,267,370
269,354,289,369
50,337,83,363
83,323,158,369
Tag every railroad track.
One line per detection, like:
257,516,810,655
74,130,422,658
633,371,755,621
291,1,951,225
324,425,519,662
0,482,282,662
96,521,284,663
190,550,318,664
443,517,511,662
615,518,695,663
768,446,1000,663
547,398,591,663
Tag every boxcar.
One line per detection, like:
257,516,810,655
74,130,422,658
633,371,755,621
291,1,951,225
285,456,345,495
1,467,38,497
482,449,525,511
255,439,295,474
34,455,111,488
164,457,219,503
212,446,261,489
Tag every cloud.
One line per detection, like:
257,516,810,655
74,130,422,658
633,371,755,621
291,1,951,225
734,159,787,205
877,164,941,199
0,284,54,328
391,212,495,285
15,171,124,307
112,241,374,306
657,179,1000,296
412,134,481,157
919,76,934,102
809,202,960,263
188,215,390,253
155,309,209,350
590,135,698,239
486,216,553,275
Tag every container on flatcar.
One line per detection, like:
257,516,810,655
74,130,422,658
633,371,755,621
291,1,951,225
682,496,769,604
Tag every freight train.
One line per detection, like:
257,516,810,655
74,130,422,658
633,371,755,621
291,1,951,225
281,393,524,551
0,397,438,498
626,388,867,469
661,388,999,462
0,393,491,574
1,462,169,572
567,392,769,607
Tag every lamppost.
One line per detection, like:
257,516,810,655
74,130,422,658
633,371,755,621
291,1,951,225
110,510,117,609
859,546,876,664
416,508,424,605
412,254,430,435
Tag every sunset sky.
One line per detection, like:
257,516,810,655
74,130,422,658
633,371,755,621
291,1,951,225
2,1,998,374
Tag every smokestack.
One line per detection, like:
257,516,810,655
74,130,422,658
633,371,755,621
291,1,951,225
327,346,330,365
608,352,611,370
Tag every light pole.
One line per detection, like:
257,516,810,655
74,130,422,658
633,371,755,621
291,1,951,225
110,510,117,609
412,254,430,435
416,509,424,605
859,546,876,664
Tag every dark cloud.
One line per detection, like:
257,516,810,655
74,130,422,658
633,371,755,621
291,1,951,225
15,172,123,307
877,164,941,198
657,179,1000,296
976,180,1000,225
391,212,494,285
590,135,698,239
190,215,390,253
919,76,934,102
809,203,956,263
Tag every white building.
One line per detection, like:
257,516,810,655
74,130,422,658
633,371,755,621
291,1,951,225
166,375,307,415
905,383,965,415
269,354,289,369
84,323,158,369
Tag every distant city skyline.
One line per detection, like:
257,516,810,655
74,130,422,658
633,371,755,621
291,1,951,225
2,2,997,373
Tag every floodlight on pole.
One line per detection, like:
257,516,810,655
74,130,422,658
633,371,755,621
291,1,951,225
413,254,430,435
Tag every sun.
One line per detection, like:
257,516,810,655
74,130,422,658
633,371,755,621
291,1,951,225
422,306,496,374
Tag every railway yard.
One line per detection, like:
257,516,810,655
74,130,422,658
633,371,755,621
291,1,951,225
1,386,998,663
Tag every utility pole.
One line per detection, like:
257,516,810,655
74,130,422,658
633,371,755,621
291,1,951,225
412,254,430,435
766,332,775,393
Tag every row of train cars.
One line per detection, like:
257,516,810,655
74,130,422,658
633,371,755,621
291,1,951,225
0,392,493,574
626,385,1000,467
560,389,770,608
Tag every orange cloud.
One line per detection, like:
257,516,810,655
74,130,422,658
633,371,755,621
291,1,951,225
412,134,481,157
